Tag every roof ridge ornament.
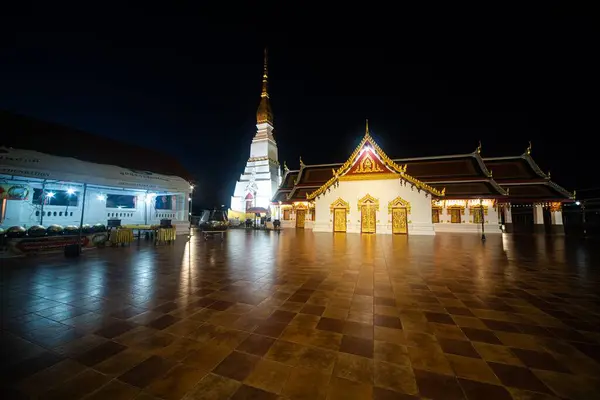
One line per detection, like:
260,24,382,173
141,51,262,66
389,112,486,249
365,119,370,136
526,141,532,155
477,140,482,154
283,161,289,172
299,156,305,168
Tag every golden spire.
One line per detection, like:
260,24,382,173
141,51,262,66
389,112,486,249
365,119,370,136
256,48,273,125
261,48,269,99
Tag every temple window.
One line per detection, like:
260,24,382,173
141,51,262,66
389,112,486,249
106,194,136,209
155,195,175,210
432,208,440,223
283,209,290,220
245,192,254,212
450,208,461,223
472,207,484,224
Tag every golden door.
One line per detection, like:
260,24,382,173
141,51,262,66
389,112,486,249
333,208,347,232
296,209,306,228
361,205,376,233
392,207,408,234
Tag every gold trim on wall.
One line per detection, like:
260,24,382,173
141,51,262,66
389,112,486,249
388,196,411,213
329,197,350,212
357,193,380,211
447,206,466,215
469,205,488,215
306,130,445,200
339,172,399,181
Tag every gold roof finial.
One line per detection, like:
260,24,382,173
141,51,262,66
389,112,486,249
283,161,289,172
365,119,370,136
526,141,532,155
261,48,269,99
299,156,305,167
477,140,482,154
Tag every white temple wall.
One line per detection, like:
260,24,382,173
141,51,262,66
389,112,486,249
1,180,189,234
313,178,434,235
433,200,502,233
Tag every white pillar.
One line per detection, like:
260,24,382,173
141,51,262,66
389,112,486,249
503,204,513,232
551,211,563,225
533,204,545,233
550,209,564,235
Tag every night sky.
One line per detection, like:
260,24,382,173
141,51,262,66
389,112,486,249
1,5,597,209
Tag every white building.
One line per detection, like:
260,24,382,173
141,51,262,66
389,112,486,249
0,146,192,235
271,122,574,235
229,51,280,216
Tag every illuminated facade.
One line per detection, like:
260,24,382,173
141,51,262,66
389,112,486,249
272,124,574,235
230,50,280,215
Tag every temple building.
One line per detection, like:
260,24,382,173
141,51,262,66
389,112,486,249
229,50,280,217
271,122,574,235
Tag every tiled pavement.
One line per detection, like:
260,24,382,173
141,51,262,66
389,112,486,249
1,230,600,399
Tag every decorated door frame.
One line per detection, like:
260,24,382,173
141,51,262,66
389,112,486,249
330,198,350,233
388,196,410,234
294,203,307,228
358,194,379,234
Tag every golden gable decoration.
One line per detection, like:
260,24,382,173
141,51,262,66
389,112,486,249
357,193,380,211
388,196,411,213
329,197,350,212
307,121,445,200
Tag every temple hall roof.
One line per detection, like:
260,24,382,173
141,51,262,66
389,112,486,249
271,134,573,203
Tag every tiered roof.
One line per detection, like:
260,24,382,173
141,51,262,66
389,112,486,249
272,132,574,204
484,146,574,202
394,147,507,199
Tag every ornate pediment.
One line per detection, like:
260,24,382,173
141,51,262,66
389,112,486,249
307,122,444,200
329,197,350,211
357,193,379,211
388,196,411,213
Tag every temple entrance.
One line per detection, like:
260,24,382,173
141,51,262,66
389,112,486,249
388,196,411,235
391,207,408,234
358,194,379,234
296,209,306,228
333,208,347,232
361,205,376,233
330,198,350,234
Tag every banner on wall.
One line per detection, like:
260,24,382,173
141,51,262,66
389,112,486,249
0,183,31,200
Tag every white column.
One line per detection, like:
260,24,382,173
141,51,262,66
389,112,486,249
503,204,513,232
533,204,545,233
503,205,512,223
551,211,563,225
550,209,564,235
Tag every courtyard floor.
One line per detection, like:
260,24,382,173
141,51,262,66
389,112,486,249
1,229,600,400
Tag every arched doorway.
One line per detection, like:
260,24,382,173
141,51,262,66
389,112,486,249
295,203,307,228
245,192,254,212
388,196,410,234
330,198,350,233
358,194,379,234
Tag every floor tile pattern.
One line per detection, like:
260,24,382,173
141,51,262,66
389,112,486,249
1,230,600,399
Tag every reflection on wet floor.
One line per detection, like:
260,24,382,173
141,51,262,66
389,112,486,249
1,230,600,399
